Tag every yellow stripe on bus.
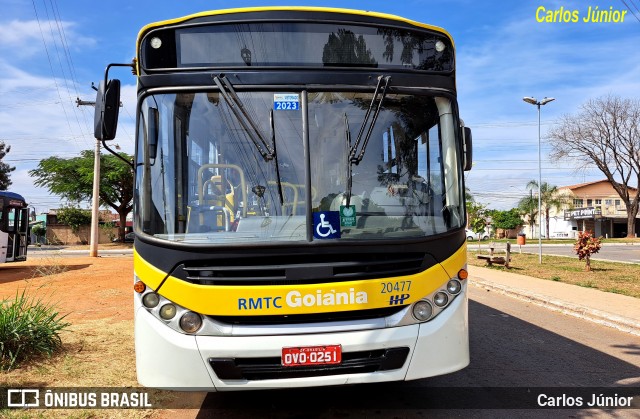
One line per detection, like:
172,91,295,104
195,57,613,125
137,243,466,316
439,243,468,278
133,250,169,290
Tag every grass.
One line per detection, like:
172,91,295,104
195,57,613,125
30,253,69,278
468,250,640,298
0,290,70,371
0,320,172,418
470,237,640,245
0,256,200,418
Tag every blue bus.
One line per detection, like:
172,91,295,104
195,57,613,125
0,191,29,263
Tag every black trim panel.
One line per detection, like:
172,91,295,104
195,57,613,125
134,228,465,281
209,347,410,380
137,71,456,93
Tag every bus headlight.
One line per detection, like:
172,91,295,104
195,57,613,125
159,304,177,320
179,311,203,334
434,292,449,307
447,279,462,295
142,292,160,308
412,300,433,321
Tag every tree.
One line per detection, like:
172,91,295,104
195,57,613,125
490,208,524,232
464,186,474,203
29,150,133,241
466,201,488,244
31,224,46,245
0,140,16,190
548,95,640,238
517,191,538,238
524,180,564,240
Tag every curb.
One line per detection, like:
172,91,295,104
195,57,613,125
471,278,640,337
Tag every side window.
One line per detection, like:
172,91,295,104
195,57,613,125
7,208,16,231
428,125,444,196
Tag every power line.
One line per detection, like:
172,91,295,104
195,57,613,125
619,0,640,23
50,0,96,140
31,0,83,149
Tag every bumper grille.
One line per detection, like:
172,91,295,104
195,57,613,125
179,252,427,285
209,347,410,380
211,306,406,325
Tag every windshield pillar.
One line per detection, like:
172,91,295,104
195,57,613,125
302,90,313,242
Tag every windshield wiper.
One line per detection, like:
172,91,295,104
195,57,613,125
270,109,285,210
213,74,285,214
344,112,354,208
213,74,275,161
345,75,390,207
348,75,391,165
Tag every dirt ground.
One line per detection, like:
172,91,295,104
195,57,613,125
0,253,203,418
0,254,134,322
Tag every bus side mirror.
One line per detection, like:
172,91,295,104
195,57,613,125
94,79,121,140
463,127,472,171
148,107,159,160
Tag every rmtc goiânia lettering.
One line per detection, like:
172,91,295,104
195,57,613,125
238,289,368,310
95,6,473,391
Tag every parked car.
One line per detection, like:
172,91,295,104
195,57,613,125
113,232,135,243
466,229,489,241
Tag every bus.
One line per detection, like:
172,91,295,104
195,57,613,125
0,191,29,263
94,6,473,390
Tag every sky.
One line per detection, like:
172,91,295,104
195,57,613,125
1,0,639,213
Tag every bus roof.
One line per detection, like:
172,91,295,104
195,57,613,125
137,6,454,48
0,191,26,202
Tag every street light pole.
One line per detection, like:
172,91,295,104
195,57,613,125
523,96,555,264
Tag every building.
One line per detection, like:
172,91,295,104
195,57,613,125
551,180,639,238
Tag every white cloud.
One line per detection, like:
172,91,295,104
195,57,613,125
453,3,640,209
0,19,96,59
1,56,136,211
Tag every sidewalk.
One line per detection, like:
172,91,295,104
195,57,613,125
468,265,640,336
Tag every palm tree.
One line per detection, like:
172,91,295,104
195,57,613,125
524,180,564,240
517,191,538,238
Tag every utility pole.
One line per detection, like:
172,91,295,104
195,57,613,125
76,97,100,258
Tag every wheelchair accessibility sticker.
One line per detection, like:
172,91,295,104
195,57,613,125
313,211,340,239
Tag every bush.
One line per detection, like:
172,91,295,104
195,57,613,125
0,290,70,371
57,206,92,233
574,230,602,272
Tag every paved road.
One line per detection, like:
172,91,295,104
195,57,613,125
27,244,639,263
468,243,640,264
518,243,640,263
26,247,133,257
195,288,640,417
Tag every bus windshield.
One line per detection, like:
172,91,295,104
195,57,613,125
136,91,463,244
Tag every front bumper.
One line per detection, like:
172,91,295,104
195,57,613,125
134,291,468,391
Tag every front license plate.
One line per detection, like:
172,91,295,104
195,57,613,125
282,345,342,367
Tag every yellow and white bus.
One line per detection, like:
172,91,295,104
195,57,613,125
95,6,473,390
